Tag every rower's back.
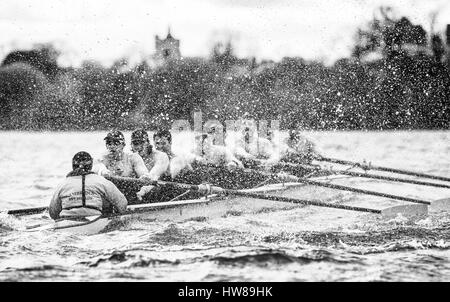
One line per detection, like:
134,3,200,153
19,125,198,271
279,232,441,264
49,173,127,219
49,152,127,220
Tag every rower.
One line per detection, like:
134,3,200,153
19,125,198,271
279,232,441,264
153,129,175,159
196,133,244,170
49,151,127,220
128,129,172,200
153,129,195,178
206,126,222,145
232,126,278,168
130,129,169,181
92,130,150,178
280,129,319,164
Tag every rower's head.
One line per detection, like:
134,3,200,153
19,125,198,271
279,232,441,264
288,129,300,142
104,130,125,154
131,129,151,157
243,127,251,143
72,151,93,172
207,126,216,135
286,129,315,154
153,129,172,153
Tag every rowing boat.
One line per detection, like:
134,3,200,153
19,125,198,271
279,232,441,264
24,173,432,235
16,157,450,235
23,165,317,234
24,180,314,235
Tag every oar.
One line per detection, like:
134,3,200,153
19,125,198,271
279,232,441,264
107,171,449,212
278,162,450,189
6,206,48,216
235,168,450,212
294,173,449,212
105,176,427,219
315,156,450,183
207,186,427,218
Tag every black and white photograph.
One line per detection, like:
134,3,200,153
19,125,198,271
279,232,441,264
1,0,450,286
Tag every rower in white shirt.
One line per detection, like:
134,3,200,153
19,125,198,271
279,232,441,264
130,129,169,181
232,126,279,168
153,129,196,179
92,130,149,179
279,129,319,164
195,133,244,170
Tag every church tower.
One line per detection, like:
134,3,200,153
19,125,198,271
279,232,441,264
155,28,181,63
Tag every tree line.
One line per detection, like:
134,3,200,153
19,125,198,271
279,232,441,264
1,7,449,131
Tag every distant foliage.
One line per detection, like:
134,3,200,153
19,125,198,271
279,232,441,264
0,7,449,131
1,44,60,79
0,63,51,129
352,7,427,60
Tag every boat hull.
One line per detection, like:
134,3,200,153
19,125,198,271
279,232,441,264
28,182,308,235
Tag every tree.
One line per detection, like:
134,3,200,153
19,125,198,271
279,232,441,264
0,63,51,129
210,41,238,69
1,44,60,79
431,34,445,63
352,7,427,60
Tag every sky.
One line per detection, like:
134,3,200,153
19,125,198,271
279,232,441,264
0,0,449,67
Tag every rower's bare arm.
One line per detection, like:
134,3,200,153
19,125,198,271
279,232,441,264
148,152,170,180
132,154,150,178
92,157,111,176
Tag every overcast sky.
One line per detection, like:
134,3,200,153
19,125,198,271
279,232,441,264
0,0,449,67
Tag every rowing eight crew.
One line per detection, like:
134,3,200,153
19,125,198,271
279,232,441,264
49,129,318,220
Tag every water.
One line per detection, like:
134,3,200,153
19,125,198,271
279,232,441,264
1,130,450,282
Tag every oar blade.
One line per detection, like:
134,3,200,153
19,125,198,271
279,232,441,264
429,198,450,213
381,204,428,219
7,206,48,216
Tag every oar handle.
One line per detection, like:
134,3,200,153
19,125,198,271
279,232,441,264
105,175,221,195
316,156,450,183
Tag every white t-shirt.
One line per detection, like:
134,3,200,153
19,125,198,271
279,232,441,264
93,151,149,178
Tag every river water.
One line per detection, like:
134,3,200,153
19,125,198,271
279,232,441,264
0,130,449,282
